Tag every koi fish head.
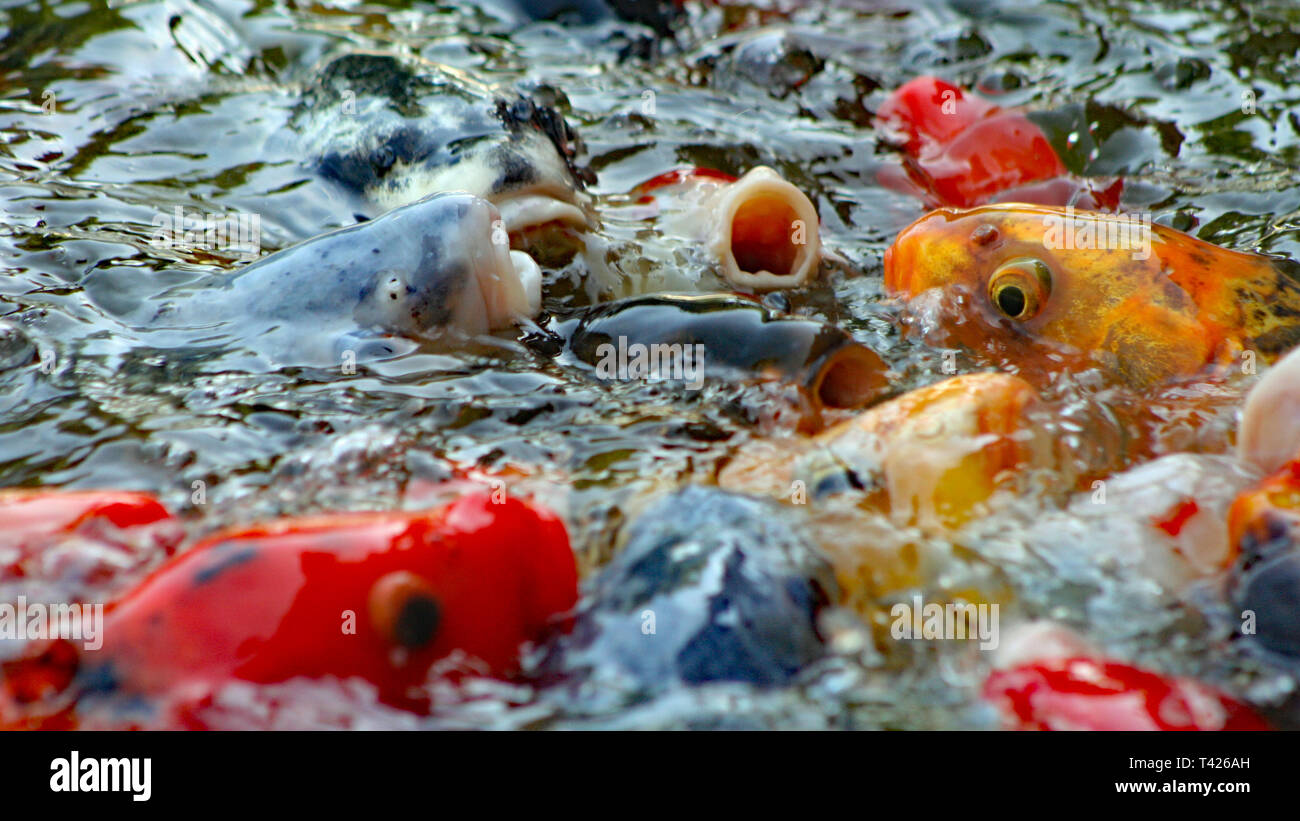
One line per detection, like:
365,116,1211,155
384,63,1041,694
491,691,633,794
813,371,1053,530
297,52,594,236
883,204,1287,388
350,192,542,338
705,167,822,292
637,167,822,292
719,371,1054,534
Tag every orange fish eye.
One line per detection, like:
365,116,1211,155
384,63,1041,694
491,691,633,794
369,571,442,651
987,258,1052,320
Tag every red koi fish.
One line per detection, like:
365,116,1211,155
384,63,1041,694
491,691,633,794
876,76,1121,210
635,167,739,201
984,657,1269,731
2,492,577,727
0,489,182,600
0,489,176,550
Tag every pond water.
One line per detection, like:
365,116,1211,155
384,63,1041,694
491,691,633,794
3,0,1300,728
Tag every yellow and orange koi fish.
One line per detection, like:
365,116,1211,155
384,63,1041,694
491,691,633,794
884,204,1300,389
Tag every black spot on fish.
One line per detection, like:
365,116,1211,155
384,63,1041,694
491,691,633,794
1273,260,1300,292
1254,325,1300,355
492,147,539,191
393,595,441,649
318,126,438,193
309,53,427,115
193,544,259,585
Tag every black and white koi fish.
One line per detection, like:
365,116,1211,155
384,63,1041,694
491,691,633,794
289,52,595,237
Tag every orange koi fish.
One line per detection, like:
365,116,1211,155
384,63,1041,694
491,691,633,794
884,203,1300,388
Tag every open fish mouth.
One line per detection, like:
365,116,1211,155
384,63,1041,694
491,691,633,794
431,194,546,333
638,166,823,292
705,167,821,291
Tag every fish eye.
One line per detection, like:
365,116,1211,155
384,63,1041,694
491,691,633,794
996,284,1026,317
369,571,441,651
987,258,1052,321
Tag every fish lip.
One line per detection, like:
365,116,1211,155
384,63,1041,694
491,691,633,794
475,199,544,329
705,166,822,292
803,341,890,416
406,194,543,335
881,209,962,296
881,242,900,290
507,250,543,317
297,54,597,237
882,228,918,295
492,185,596,234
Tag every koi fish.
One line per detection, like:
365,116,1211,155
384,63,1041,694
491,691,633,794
3,493,577,727
554,293,888,431
290,52,594,237
875,76,1121,210
128,192,543,368
719,372,1054,532
883,203,1300,388
531,486,836,711
984,657,1269,731
718,373,1050,624
631,167,822,291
